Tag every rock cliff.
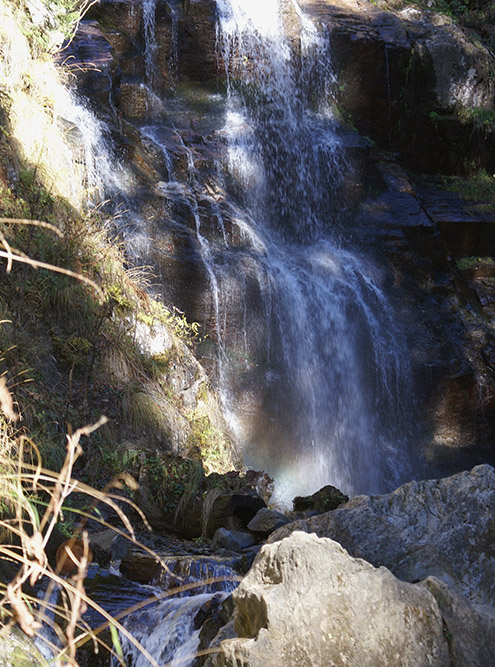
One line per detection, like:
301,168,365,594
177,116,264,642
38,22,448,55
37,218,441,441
65,0,495,469
301,0,495,173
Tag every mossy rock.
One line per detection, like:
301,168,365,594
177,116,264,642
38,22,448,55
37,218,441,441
293,485,349,514
0,629,48,666
135,453,270,538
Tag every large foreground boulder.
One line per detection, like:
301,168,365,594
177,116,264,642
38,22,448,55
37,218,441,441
210,531,450,666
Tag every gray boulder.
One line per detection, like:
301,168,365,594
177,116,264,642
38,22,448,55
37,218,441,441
211,531,449,666
293,484,349,514
0,629,46,666
211,528,258,553
420,576,495,667
269,465,495,608
246,508,290,537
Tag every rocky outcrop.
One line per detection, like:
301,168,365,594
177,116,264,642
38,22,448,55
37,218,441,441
301,0,495,172
134,455,269,538
207,467,495,666
58,20,120,114
270,465,495,607
211,528,258,552
354,154,495,461
116,535,245,586
210,531,450,667
421,576,495,667
86,0,220,94
292,484,349,514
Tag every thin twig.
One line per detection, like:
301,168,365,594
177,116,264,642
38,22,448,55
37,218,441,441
0,218,63,237
0,250,103,300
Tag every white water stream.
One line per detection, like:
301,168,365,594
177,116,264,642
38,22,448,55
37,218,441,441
143,0,157,86
109,559,238,667
118,593,223,667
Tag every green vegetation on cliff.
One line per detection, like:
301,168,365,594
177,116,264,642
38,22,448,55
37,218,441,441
383,0,493,18
381,0,495,49
0,0,238,483
0,0,241,658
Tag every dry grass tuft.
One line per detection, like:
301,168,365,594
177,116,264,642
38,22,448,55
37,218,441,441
122,389,172,436
0,379,167,665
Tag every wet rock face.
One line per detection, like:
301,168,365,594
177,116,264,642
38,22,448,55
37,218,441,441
177,0,220,81
80,0,495,174
57,20,120,114
86,0,220,95
355,157,495,460
212,531,450,667
300,0,495,173
117,535,245,585
118,81,149,119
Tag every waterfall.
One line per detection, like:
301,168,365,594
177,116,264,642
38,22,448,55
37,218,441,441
31,2,429,664
210,0,419,504
56,89,128,206
129,0,420,504
56,0,421,505
143,0,157,86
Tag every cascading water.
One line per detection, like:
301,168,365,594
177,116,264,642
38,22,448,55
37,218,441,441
117,592,226,667
143,0,157,86
208,0,419,503
58,90,128,205
60,0,419,505
130,0,420,504
106,556,239,667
